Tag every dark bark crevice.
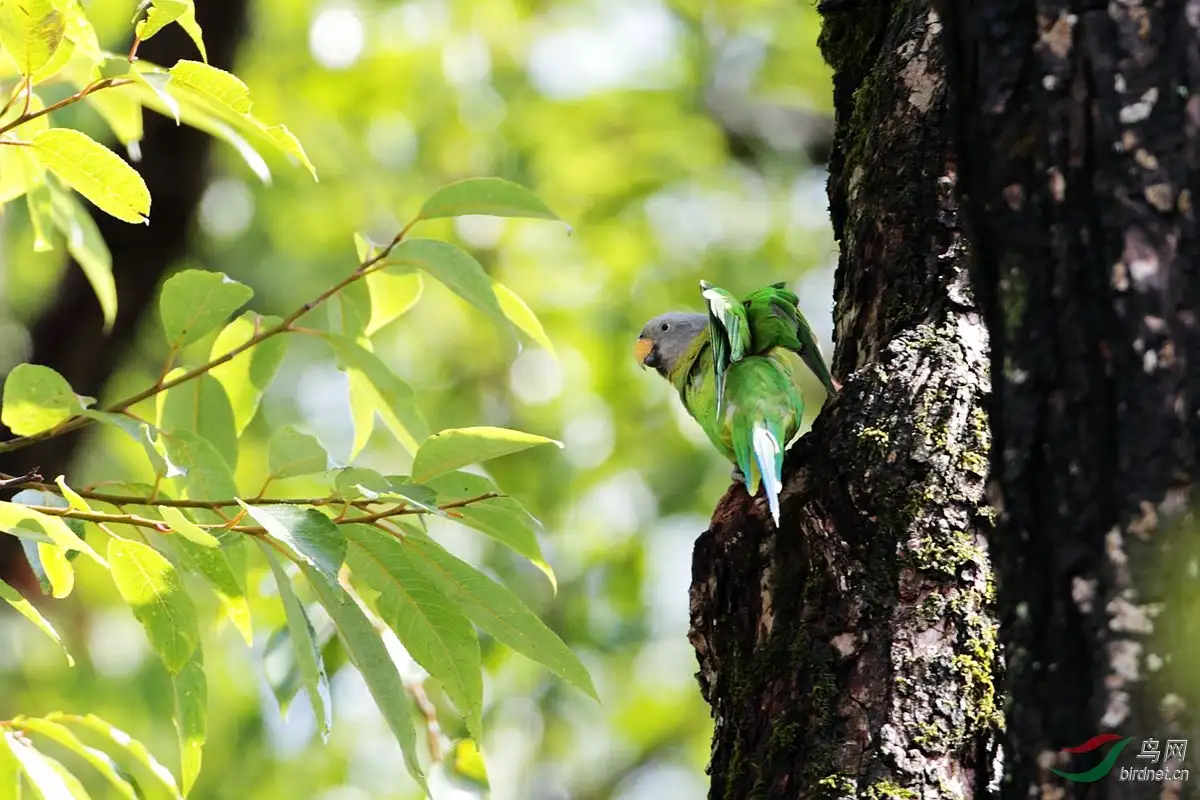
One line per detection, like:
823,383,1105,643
0,1,250,590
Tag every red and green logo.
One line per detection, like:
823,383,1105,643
1052,734,1136,782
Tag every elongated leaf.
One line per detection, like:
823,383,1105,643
159,269,253,349
344,524,483,740
324,333,427,454
416,178,560,223
0,730,18,799
16,718,135,799
47,714,182,799
0,578,73,664
424,472,555,589
108,537,199,674
261,545,332,742
0,0,65,76
403,530,596,699
172,649,206,796
134,0,187,41
387,239,508,328
0,501,104,564
238,503,344,581
365,271,422,336
160,430,238,499
4,731,73,800
26,180,55,251
158,506,220,548
301,564,426,792
85,412,172,478
1,363,82,436
413,426,562,482
32,543,72,598
495,281,555,355
84,76,143,147
168,59,250,114
158,372,238,469
169,531,252,646
31,129,150,223
208,312,288,434
268,426,328,479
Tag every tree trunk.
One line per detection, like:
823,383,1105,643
688,2,1002,796
937,1,1200,796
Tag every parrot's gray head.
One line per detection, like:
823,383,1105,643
635,312,708,378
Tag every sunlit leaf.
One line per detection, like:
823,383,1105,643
404,530,596,699
108,536,200,674
161,430,238,499
48,186,117,330
0,579,73,664
168,59,250,114
324,333,428,455
345,524,483,741
30,128,150,223
0,0,65,76
0,731,18,798
416,177,560,223
16,717,136,799
1,363,82,436
169,532,252,647
495,281,555,356
238,503,344,581
0,501,103,564
208,312,288,434
158,506,220,548
171,649,206,796
261,545,332,742
413,426,562,482
159,269,253,349
158,372,238,469
134,0,187,41
48,713,182,799
365,271,423,336
301,563,427,793
269,426,329,479
85,82,144,147
448,738,489,788
4,730,74,800
386,239,508,331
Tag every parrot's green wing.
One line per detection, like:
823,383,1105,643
700,280,751,416
744,282,838,397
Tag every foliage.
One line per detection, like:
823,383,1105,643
0,0,834,797
0,3,600,797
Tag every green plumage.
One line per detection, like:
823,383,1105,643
637,281,837,526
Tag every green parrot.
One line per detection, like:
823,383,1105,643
635,281,838,526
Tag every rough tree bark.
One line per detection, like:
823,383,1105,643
0,1,250,589
688,2,1002,797
936,1,1200,797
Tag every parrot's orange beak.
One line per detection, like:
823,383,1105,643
634,337,653,369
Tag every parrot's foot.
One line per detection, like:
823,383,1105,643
731,466,746,485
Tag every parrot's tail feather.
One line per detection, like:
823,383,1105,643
751,423,783,527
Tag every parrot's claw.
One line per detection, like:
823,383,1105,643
731,466,746,485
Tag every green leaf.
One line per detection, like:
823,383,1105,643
238,503,345,581
387,239,508,330
0,501,104,564
169,533,252,646
495,281,555,355
259,124,315,180
160,429,238,499
108,536,200,674
168,59,250,114
301,563,426,793
404,530,596,699
158,506,219,548
332,466,391,500
3,730,74,800
0,0,65,76
134,0,187,41
0,578,73,664
208,312,288,434
171,649,206,796
0,730,18,799
365,271,423,336
1,363,82,436
344,524,483,741
32,543,72,598
159,269,254,349
85,79,144,146
261,545,332,743
47,188,118,331
47,714,182,799
30,128,150,224
158,372,238,470
416,177,561,223
413,426,562,482
15,718,136,799
268,425,329,479
447,738,489,789
324,333,428,455
26,180,55,252
425,472,555,590
85,412,171,478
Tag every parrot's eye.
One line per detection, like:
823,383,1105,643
660,322,670,332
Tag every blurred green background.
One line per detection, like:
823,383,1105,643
0,0,834,797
